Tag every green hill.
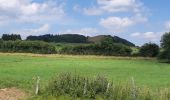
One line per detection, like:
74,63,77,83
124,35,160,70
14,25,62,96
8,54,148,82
88,35,135,47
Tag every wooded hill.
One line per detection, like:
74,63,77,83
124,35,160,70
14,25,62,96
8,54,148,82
88,35,135,46
26,34,135,47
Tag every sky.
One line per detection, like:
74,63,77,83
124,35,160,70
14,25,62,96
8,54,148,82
0,0,170,46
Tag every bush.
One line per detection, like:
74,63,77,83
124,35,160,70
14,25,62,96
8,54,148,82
59,37,132,56
59,43,132,56
43,73,170,99
0,40,56,54
46,73,113,99
139,43,159,57
158,50,170,63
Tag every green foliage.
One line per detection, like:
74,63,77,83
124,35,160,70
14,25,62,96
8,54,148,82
46,73,113,99
0,40,56,54
1,54,170,98
139,43,159,57
47,73,86,98
2,34,21,41
158,50,170,63
159,32,170,63
112,36,135,47
26,34,87,43
59,37,132,56
44,73,170,99
1,37,132,56
87,35,135,47
161,32,170,50
131,47,140,57
60,43,132,56
99,37,132,56
0,39,3,48
100,36,114,48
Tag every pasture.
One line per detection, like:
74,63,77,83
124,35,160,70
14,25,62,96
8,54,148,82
0,53,170,90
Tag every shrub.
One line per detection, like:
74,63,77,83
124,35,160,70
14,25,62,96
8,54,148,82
0,40,56,54
60,43,132,56
139,43,159,57
43,73,170,100
46,73,112,99
158,50,170,63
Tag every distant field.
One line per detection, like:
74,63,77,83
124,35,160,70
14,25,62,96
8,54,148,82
0,53,170,90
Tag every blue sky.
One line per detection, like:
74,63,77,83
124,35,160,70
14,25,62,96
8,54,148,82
0,0,170,45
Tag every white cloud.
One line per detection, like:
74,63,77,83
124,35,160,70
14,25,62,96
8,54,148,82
143,32,158,41
18,27,98,39
130,32,141,37
131,32,161,42
29,24,50,34
60,28,99,36
100,15,147,32
0,0,65,24
17,24,50,39
83,0,144,15
77,0,148,33
100,17,134,32
73,5,81,12
165,21,170,30
83,7,103,15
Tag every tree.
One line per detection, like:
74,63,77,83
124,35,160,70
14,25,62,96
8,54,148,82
2,34,21,41
161,32,170,50
0,38,2,42
158,32,170,62
139,43,159,57
0,39,3,48
100,36,114,49
99,36,132,56
112,36,135,47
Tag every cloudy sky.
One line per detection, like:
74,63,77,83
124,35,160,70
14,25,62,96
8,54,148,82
0,0,170,45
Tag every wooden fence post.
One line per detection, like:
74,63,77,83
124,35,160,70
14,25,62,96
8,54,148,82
35,76,40,95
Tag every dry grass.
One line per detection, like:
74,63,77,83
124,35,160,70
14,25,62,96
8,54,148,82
0,87,27,100
0,52,154,60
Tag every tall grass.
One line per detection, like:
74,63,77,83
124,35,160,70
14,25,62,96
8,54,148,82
39,73,170,100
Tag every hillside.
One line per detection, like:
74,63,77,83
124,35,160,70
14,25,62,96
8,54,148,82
88,35,135,46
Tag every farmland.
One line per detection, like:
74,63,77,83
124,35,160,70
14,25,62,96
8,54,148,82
0,53,170,90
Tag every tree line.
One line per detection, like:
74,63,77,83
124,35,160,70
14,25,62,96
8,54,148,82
0,34,135,47
2,34,21,41
0,40,56,54
26,34,88,43
0,32,170,63
60,37,132,56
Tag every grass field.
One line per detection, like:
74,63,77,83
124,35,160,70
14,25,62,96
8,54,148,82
0,53,170,91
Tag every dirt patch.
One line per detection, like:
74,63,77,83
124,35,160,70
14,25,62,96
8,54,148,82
0,88,27,100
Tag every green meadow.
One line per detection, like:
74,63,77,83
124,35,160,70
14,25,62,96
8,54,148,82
0,53,170,90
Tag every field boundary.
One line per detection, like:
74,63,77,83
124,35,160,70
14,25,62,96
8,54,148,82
0,52,155,60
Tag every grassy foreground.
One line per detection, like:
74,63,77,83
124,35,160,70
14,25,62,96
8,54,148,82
0,53,170,91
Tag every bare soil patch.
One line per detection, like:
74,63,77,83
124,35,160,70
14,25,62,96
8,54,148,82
0,88,27,100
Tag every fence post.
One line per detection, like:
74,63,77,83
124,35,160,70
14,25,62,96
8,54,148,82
35,76,40,95
106,82,110,93
83,80,87,95
131,77,136,100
